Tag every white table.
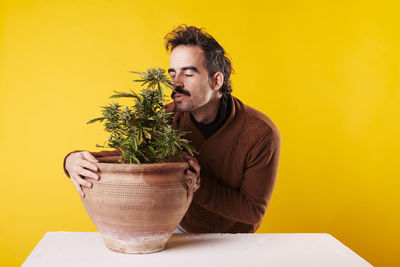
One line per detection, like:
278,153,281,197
22,232,372,267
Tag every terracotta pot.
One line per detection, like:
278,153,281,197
81,158,192,254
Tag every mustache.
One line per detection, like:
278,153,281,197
171,85,191,98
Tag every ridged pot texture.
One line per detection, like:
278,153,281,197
81,160,192,254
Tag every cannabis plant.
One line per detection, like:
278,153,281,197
87,68,195,164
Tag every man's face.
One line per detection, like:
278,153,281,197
168,45,215,112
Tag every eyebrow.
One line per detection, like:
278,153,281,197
168,66,200,73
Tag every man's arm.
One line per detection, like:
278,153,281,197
193,130,281,225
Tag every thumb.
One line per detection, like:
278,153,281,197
82,151,99,163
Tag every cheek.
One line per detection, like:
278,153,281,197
201,80,214,97
186,77,213,101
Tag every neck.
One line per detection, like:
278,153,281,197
191,95,222,124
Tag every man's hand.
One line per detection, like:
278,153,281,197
181,154,201,192
65,151,99,198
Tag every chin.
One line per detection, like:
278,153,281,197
174,101,193,112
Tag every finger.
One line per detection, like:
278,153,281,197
77,167,99,180
82,151,99,163
185,170,197,185
79,159,99,173
71,176,85,197
180,154,200,172
193,182,200,192
185,169,197,177
181,154,194,161
188,159,200,175
193,175,201,192
74,174,93,188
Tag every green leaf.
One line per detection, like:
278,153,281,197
128,71,145,75
137,150,150,162
173,141,182,149
121,136,130,145
161,81,174,89
158,82,164,99
132,136,138,151
137,129,143,145
181,142,194,156
148,145,155,154
110,91,136,98
87,117,104,124
130,155,140,164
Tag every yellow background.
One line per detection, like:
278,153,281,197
1,0,399,266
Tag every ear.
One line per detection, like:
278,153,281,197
211,72,224,92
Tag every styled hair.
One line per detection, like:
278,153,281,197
164,25,233,98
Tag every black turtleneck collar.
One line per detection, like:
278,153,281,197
190,94,232,139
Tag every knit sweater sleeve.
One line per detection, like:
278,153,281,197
192,129,281,225
63,149,121,178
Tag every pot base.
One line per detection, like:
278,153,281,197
102,232,171,254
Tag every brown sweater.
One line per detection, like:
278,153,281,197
63,96,281,233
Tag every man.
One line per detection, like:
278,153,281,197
63,25,281,233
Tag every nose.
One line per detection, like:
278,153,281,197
172,73,184,88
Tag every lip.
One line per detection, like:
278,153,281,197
174,94,186,100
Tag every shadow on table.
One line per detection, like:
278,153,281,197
165,234,224,251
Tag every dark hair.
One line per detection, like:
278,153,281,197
164,25,233,98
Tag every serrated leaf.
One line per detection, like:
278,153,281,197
181,142,194,156
158,82,164,99
148,145,155,154
121,136,130,145
128,70,145,75
130,155,140,164
110,91,136,98
133,136,138,151
87,117,104,124
173,141,182,149
137,129,143,145
161,81,174,89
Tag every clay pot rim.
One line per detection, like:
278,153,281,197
95,161,189,172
